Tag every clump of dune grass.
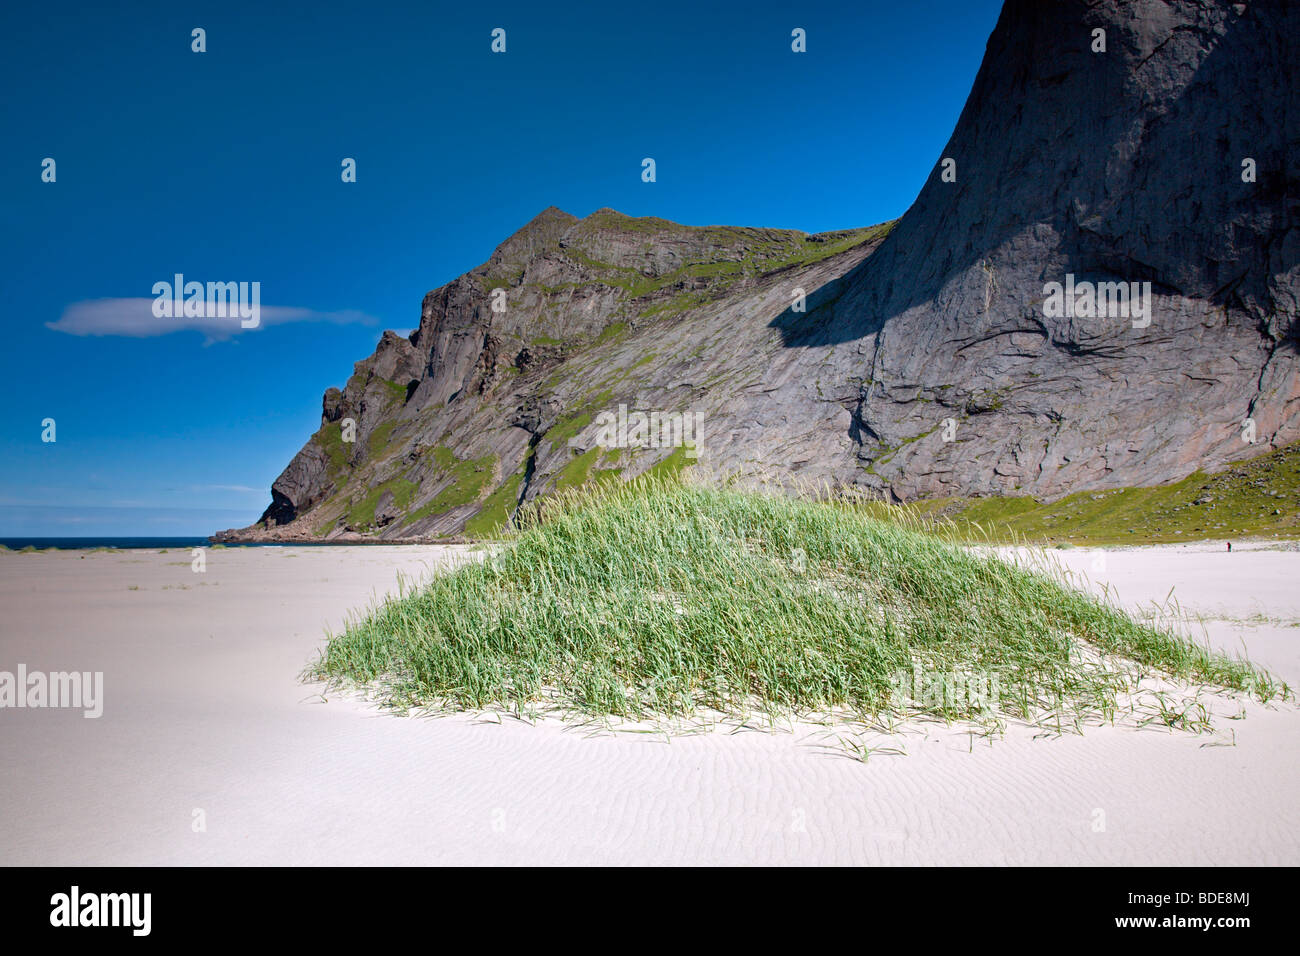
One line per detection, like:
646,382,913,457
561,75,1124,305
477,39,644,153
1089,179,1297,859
308,477,1286,728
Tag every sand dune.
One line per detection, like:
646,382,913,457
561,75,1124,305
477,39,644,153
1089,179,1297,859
1,543,1295,865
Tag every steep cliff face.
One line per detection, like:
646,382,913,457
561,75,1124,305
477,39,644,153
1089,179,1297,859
232,0,1297,541
244,208,892,539
824,0,1299,499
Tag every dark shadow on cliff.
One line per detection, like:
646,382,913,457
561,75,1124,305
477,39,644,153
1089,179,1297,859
769,0,1295,350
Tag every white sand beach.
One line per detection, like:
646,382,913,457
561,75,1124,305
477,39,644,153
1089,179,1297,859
1,542,1296,866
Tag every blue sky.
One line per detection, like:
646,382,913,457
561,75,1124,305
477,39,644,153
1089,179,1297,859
0,0,1002,535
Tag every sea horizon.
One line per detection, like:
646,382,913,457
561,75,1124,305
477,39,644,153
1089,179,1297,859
0,536,383,550
1,535,459,550
0,536,211,550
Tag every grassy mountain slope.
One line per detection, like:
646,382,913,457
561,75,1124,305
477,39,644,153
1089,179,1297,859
927,441,1300,547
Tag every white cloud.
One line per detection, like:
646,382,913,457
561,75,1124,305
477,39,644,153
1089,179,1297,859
46,298,378,342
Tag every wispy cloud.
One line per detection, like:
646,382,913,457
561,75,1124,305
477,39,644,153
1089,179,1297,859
47,298,378,342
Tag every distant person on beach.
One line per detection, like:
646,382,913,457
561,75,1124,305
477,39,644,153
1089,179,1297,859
1228,542,1232,552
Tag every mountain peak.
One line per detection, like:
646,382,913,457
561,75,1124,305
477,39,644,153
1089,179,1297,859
233,0,1298,542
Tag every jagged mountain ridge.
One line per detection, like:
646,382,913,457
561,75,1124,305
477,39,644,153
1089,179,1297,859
242,209,894,539
228,0,1298,542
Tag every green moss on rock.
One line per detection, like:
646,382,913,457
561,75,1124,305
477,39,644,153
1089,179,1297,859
347,477,418,530
405,453,498,525
463,471,525,538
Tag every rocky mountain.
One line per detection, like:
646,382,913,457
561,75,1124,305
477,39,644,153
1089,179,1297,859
223,0,1298,542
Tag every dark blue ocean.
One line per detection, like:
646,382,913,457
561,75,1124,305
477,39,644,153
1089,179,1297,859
0,537,334,550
